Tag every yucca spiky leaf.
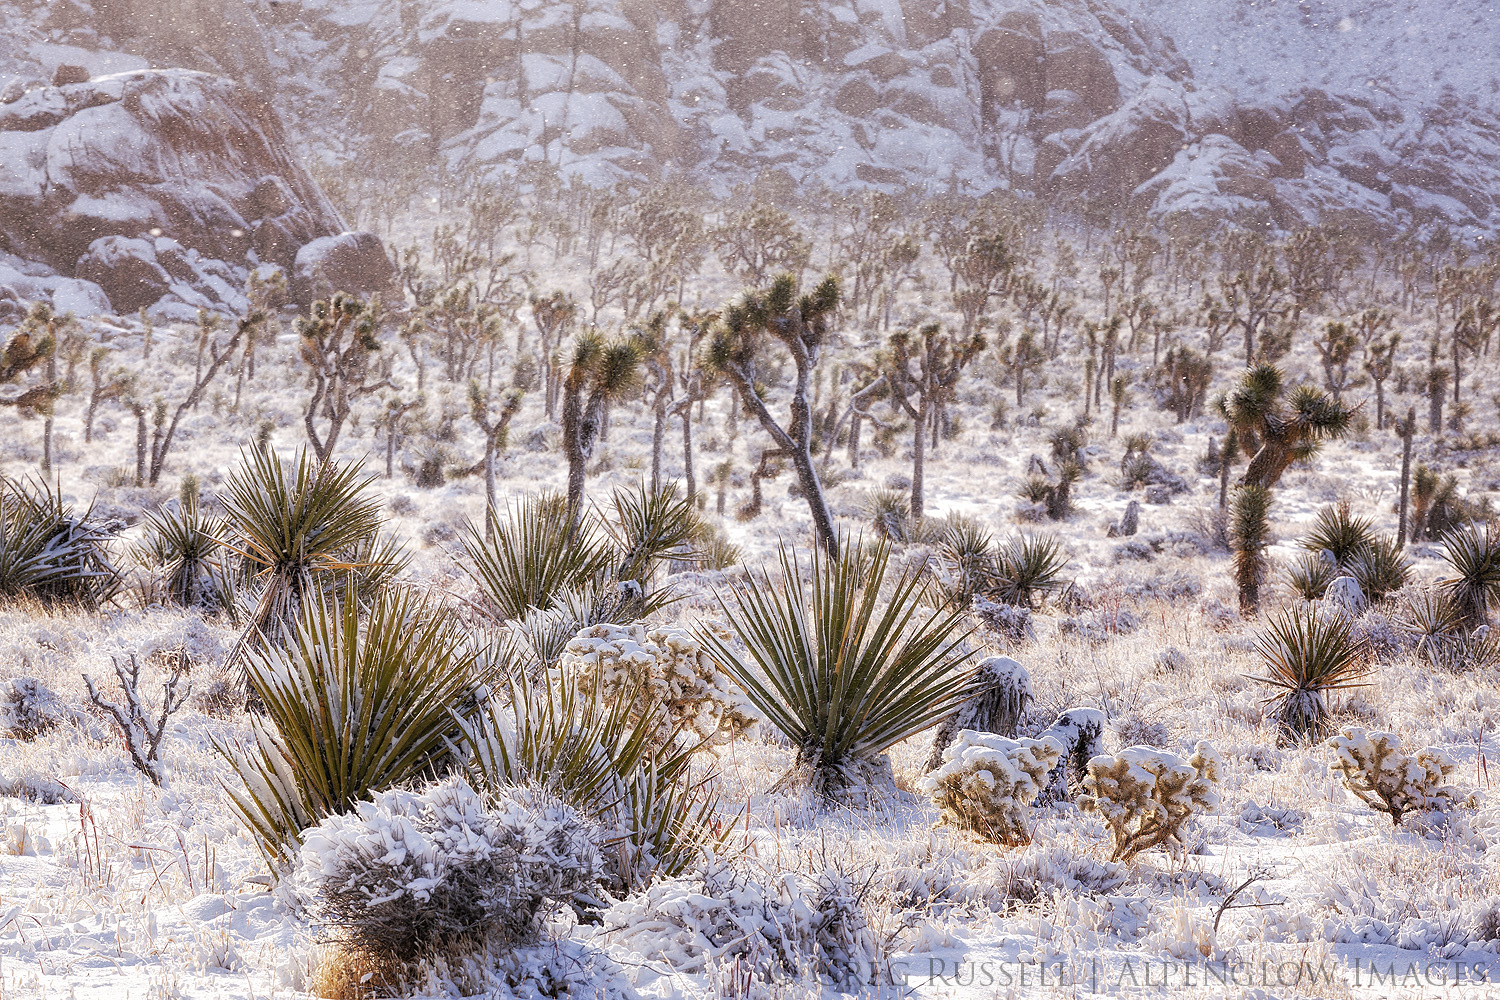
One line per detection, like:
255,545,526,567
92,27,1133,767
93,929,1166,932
936,515,995,609
1439,524,1500,629
606,480,700,584
1285,551,1337,601
0,478,120,608
993,532,1069,609
221,446,386,652
137,498,228,607
462,492,615,623
1251,604,1370,741
455,653,724,891
216,586,481,869
699,537,981,801
1346,535,1411,604
1301,503,1376,566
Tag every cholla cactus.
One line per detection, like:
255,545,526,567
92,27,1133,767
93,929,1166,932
919,730,1061,846
1325,727,1457,826
560,622,760,747
1080,742,1222,862
295,778,599,961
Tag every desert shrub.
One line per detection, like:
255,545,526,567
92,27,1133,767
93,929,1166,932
1080,742,1222,862
296,778,599,962
920,730,1061,845
1325,727,1457,826
971,595,1034,643
604,858,880,989
456,660,724,894
1438,523,1500,629
0,477,120,608
0,676,64,739
558,622,761,748
698,537,979,804
218,587,481,867
1252,603,1370,742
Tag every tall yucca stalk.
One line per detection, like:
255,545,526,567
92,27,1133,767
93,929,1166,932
217,587,480,868
700,537,980,802
1439,524,1500,629
221,446,389,654
1231,484,1273,614
1252,604,1370,742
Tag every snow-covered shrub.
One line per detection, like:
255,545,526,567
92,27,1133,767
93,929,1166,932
1079,742,1222,862
559,622,759,747
1325,727,1457,826
1037,707,1108,800
919,730,1061,845
0,676,64,739
925,655,1032,769
971,596,1034,643
296,778,599,961
604,858,880,989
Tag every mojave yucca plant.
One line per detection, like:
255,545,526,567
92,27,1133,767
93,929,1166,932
1251,603,1371,742
217,586,481,867
456,653,726,893
699,537,980,803
0,477,120,608
221,446,396,654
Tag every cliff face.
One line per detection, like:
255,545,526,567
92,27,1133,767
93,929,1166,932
3,0,1499,250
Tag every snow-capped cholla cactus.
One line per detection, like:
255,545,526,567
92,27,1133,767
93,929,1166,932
919,730,1062,846
295,778,599,961
1325,727,1457,826
925,655,1033,770
560,622,760,747
1079,742,1222,862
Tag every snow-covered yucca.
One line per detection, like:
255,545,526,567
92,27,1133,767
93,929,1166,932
1325,726,1458,826
605,858,879,989
919,730,1061,845
296,777,599,961
1080,742,1222,862
559,622,759,746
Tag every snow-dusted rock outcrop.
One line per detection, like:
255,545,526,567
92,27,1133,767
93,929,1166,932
0,66,346,316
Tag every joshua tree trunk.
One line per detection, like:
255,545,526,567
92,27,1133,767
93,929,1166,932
1397,407,1414,549
911,392,929,523
673,396,696,503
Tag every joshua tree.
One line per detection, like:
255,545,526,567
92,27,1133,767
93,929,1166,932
1153,346,1213,424
468,382,523,535
528,291,577,417
1002,328,1046,408
1109,374,1130,437
1219,364,1352,491
1221,258,1289,367
886,323,985,522
0,305,61,422
1313,321,1360,402
297,294,392,464
712,201,811,286
562,331,642,528
1363,332,1400,430
83,347,133,444
1426,363,1449,435
951,231,1015,338
705,274,842,555
377,394,422,479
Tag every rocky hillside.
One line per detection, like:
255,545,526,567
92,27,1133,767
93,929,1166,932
1,0,1497,319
